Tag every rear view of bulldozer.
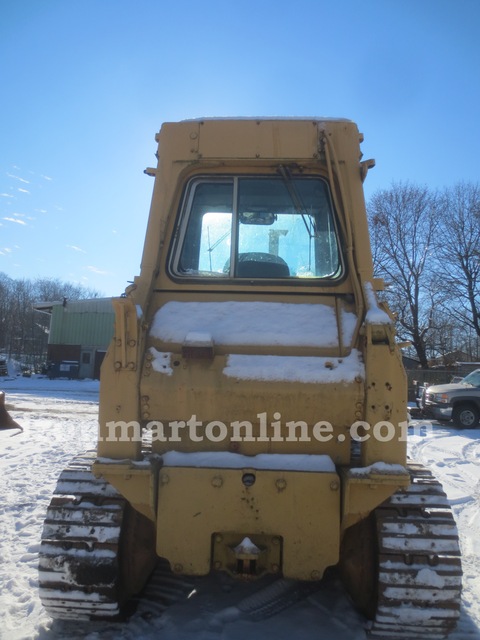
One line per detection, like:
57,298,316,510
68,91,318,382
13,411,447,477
39,118,462,637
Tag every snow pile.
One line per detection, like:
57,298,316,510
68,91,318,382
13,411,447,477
149,348,173,375
364,282,391,324
223,349,364,383
234,537,262,556
150,301,357,348
162,451,336,472
349,461,407,477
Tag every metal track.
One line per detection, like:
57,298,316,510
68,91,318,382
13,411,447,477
39,451,193,621
369,463,462,639
38,451,128,620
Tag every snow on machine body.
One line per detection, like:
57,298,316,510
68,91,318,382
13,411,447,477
39,118,462,637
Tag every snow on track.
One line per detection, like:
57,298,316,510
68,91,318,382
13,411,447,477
0,378,479,639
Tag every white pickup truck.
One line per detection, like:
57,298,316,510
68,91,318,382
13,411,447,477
422,368,480,427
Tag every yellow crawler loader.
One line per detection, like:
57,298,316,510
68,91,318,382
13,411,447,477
39,118,462,638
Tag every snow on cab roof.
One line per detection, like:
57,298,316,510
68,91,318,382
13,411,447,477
179,116,353,123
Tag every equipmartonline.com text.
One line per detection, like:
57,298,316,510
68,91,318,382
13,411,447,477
99,412,419,443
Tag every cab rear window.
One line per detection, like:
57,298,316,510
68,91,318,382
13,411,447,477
170,176,343,280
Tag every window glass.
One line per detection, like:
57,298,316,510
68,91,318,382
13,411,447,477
462,370,480,387
199,212,232,273
178,182,233,275
174,177,342,280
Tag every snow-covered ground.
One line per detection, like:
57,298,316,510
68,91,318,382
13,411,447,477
1,376,480,640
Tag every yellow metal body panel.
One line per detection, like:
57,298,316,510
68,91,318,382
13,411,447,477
340,467,410,531
92,459,160,522
362,336,408,467
140,345,363,464
156,465,340,580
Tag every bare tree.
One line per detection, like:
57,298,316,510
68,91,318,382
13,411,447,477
435,182,480,340
368,183,439,368
34,277,99,303
424,308,480,363
0,273,14,354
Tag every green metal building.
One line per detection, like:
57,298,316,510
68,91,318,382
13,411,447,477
35,298,114,379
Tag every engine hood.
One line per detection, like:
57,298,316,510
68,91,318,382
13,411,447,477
426,382,473,395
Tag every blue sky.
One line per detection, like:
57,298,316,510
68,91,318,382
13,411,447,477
1,0,479,297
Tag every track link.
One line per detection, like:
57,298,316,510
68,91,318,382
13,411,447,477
38,451,128,620
369,463,462,639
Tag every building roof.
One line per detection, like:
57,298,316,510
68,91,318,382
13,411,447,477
34,297,114,314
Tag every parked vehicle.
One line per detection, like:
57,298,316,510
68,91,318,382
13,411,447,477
422,369,480,428
47,360,80,380
415,381,428,409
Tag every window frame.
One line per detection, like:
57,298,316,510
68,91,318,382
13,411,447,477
168,174,346,284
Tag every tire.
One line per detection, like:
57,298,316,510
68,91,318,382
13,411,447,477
452,403,480,429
